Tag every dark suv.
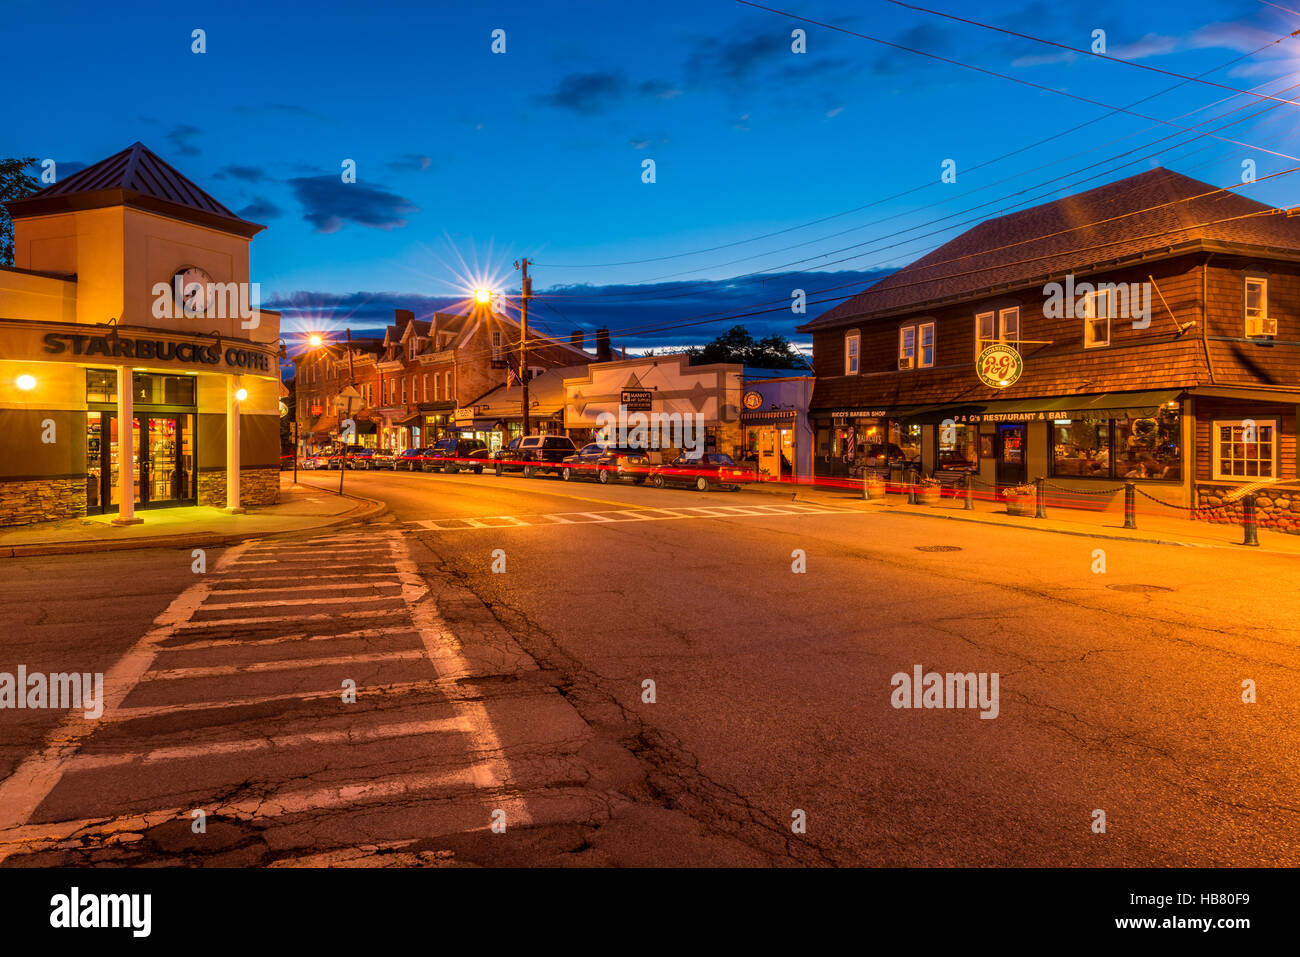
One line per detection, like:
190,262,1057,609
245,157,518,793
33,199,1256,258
493,434,577,478
560,444,651,484
422,436,489,474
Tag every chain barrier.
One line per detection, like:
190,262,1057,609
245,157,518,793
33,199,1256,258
1132,486,1230,512
1041,480,1126,496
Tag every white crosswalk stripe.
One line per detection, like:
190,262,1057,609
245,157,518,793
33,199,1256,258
406,502,848,531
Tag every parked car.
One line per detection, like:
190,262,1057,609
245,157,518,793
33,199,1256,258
300,451,330,470
369,449,397,470
494,434,578,478
649,452,756,491
422,436,489,474
560,444,651,485
343,446,374,469
394,447,427,471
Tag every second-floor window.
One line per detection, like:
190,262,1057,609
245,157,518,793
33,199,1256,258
999,307,1020,347
1245,276,1271,337
492,331,503,359
445,372,452,401
845,333,859,375
975,311,995,358
1082,289,1112,348
899,326,916,368
401,379,407,404
422,374,429,401
918,322,935,368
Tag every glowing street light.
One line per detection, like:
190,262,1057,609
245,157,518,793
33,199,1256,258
235,387,248,402
309,334,324,348
475,288,492,305
16,374,36,391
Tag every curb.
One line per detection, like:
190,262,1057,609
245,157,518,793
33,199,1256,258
1,487,388,559
858,499,1300,554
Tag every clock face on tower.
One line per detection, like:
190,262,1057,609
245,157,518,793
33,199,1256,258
174,266,214,317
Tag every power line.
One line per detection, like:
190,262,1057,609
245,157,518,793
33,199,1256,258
883,0,1300,106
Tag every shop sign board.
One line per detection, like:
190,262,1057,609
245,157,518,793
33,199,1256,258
742,390,764,410
620,388,653,412
976,343,1023,388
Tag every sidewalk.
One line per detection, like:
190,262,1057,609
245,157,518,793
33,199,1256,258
0,474,386,558
741,479,1300,555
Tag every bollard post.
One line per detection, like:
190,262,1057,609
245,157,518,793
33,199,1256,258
1034,476,1047,519
1242,493,1260,547
906,469,917,505
1123,481,1136,529
964,472,974,511
862,468,868,500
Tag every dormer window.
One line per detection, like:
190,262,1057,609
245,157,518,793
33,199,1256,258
408,338,418,360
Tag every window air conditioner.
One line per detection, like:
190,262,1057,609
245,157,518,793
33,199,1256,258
1246,316,1277,338
898,356,914,370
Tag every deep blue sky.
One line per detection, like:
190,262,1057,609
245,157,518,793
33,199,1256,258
3,0,1298,350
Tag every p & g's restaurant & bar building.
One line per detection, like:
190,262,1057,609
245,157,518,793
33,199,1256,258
0,143,282,527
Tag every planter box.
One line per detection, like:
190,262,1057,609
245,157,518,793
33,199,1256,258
917,486,941,506
1004,494,1034,516
864,480,887,500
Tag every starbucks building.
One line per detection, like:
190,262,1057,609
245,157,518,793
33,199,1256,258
0,143,282,526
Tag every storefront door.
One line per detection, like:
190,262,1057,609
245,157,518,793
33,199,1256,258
757,427,780,479
995,422,1026,487
87,413,195,514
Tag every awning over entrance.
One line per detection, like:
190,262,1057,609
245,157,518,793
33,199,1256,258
394,410,424,426
901,390,1183,424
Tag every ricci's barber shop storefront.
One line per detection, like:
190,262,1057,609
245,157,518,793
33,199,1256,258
0,143,283,527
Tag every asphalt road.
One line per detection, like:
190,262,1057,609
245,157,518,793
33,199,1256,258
0,466,1296,866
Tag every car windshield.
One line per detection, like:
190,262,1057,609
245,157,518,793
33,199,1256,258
709,453,736,466
580,445,603,455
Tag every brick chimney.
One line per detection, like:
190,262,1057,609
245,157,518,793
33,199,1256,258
595,327,613,362
394,308,415,326
570,330,586,350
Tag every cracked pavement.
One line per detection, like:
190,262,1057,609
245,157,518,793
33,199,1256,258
0,469,1296,866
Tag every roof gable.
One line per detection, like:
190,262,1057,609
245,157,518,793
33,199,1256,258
799,167,1299,332
5,142,263,238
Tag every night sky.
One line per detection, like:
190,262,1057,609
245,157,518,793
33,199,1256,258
4,0,1298,352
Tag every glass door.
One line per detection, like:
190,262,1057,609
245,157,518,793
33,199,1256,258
89,413,194,512
996,423,1027,488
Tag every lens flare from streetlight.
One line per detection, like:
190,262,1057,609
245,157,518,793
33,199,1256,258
309,334,323,347
16,374,36,391
475,288,492,304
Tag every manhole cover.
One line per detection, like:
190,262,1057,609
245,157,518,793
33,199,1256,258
915,545,962,552
1106,583,1174,593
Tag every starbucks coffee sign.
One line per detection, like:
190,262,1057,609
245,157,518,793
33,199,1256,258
976,343,1023,389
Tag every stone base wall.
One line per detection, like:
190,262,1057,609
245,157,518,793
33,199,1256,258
198,468,281,509
1195,483,1300,534
0,478,88,527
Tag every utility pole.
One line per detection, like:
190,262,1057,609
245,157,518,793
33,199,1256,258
516,258,532,436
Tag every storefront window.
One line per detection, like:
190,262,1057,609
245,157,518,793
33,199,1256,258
1051,407,1181,480
898,423,922,463
1052,419,1110,477
938,423,979,470
1116,408,1181,480
1214,419,1274,480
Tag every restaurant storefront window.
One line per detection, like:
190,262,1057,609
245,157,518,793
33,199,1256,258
937,422,979,470
1051,405,1181,481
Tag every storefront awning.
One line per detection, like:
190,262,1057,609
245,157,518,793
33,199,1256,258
394,410,423,426
902,391,1184,424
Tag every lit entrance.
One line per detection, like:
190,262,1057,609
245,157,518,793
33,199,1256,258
995,422,1027,488
86,412,195,514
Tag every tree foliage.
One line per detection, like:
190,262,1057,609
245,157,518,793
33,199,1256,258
0,158,39,266
686,325,806,369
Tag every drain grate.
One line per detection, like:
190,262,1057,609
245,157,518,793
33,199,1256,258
1106,583,1174,593
915,545,963,552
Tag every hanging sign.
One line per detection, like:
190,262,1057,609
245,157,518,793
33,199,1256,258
976,343,1023,388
